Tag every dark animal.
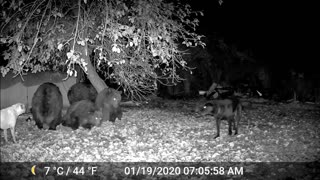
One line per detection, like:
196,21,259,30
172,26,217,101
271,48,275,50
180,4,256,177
199,98,242,139
67,82,97,105
62,100,102,130
31,82,63,130
95,88,122,122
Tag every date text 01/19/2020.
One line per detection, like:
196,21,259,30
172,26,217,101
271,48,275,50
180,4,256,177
124,166,244,176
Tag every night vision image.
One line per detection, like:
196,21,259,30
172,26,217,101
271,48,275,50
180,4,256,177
0,0,319,179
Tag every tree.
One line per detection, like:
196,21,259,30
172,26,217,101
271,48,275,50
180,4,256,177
0,0,205,100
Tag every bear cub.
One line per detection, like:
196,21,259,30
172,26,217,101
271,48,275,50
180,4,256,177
95,88,122,122
62,100,102,130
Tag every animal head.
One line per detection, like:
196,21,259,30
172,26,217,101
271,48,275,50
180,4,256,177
61,114,78,129
88,110,103,126
13,103,26,115
200,102,219,116
105,88,122,108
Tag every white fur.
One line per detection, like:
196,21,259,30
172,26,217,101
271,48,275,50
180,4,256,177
0,103,26,143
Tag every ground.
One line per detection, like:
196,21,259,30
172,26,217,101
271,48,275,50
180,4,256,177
0,98,319,178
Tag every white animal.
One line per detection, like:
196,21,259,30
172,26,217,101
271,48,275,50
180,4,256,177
0,103,26,143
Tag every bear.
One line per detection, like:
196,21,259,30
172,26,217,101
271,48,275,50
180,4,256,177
62,100,102,130
0,103,26,143
67,82,98,105
31,82,63,130
95,88,122,122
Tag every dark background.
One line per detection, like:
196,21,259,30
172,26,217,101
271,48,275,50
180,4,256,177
188,0,317,74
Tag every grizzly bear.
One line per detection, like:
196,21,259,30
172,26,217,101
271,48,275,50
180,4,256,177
31,82,63,130
67,82,97,105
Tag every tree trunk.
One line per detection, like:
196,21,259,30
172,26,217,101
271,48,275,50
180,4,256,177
182,70,191,96
75,65,84,83
183,79,191,96
78,45,107,93
86,57,107,93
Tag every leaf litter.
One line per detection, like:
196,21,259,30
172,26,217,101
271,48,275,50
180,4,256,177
0,100,319,162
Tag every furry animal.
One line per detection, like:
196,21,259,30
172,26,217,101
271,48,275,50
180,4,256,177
95,88,122,122
0,103,26,143
31,82,63,130
199,98,242,139
62,100,102,130
67,82,97,105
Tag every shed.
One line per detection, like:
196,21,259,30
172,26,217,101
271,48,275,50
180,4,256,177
0,71,76,110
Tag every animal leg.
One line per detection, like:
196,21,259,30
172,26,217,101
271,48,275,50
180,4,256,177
214,117,221,139
228,118,233,135
10,127,16,143
3,129,8,142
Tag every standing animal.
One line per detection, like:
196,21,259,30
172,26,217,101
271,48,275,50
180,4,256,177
31,82,63,130
0,103,26,143
95,88,122,122
67,82,97,105
62,100,102,130
199,98,242,139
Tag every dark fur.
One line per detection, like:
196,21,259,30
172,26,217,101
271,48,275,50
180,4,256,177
62,100,102,130
200,98,242,139
67,82,97,105
95,88,122,122
31,82,63,130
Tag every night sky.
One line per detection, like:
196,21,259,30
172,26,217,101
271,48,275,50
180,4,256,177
189,0,317,74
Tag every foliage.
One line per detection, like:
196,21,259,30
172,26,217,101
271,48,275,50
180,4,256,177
0,0,205,99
